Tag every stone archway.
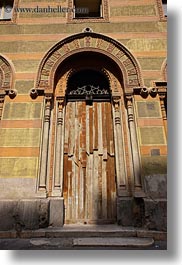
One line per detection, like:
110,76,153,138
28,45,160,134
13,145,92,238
0,54,15,120
35,32,144,225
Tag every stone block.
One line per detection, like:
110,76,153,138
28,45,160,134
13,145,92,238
117,197,144,227
141,156,167,176
0,200,18,230
0,158,39,178
0,128,41,147
144,174,167,199
3,102,42,120
144,199,167,231
49,198,64,227
136,101,161,118
0,199,50,231
139,127,166,145
15,199,40,230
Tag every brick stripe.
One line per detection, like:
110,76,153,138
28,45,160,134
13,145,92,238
110,0,156,7
137,119,164,127
0,120,42,129
17,18,67,24
5,95,43,103
1,32,166,42
0,147,40,157
134,95,160,101
140,145,167,156
142,70,161,78
15,73,36,80
110,16,159,23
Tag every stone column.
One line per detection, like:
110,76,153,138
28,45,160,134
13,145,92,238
113,96,127,195
53,97,65,196
159,92,167,137
38,95,52,193
0,93,5,120
126,94,142,191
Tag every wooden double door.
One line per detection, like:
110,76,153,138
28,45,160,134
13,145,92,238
63,101,117,224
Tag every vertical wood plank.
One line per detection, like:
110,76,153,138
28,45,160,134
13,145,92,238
98,103,103,155
86,104,90,155
89,106,93,154
102,159,107,219
102,103,107,160
93,151,99,220
98,155,102,219
94,102,98,150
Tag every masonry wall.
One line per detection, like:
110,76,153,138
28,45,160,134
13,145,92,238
0,0,167,230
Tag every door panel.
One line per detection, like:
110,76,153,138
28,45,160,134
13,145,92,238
63,101,116,224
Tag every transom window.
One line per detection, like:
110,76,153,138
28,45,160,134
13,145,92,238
0,0,14,20
67,69,110,102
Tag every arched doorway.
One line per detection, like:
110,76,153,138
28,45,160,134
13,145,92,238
63,69,116,224
36,32,143,226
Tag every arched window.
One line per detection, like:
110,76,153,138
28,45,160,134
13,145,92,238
67,69,110,102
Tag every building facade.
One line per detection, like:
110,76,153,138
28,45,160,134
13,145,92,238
0,0,167,231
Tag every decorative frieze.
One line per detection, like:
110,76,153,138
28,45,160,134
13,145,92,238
36,32,142,93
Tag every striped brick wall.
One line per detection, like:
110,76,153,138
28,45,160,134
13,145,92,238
0,0,167,198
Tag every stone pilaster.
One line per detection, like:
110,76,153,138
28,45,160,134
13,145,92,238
159,91,167,137
125,94,142,194
52,97,65,197
38,94,52,196
113,96,128,196
0,92,5,120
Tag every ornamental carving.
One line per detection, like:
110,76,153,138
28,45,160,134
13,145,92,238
36,32,143,94
0,55,14,91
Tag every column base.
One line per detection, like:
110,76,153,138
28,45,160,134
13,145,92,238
49,197,64,227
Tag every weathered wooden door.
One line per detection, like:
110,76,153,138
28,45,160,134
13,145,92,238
63,101,116,224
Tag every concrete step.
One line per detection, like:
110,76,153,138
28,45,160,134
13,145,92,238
73,237,154,248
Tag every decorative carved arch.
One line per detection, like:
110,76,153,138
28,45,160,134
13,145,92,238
35,32,143,95
0,54,15,91
0,54,16,120
161,58,167,81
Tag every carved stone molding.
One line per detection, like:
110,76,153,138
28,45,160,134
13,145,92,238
0,92,6,120
156,0,167,21
0,54,15,92
161,58,167,81
36,32,143,94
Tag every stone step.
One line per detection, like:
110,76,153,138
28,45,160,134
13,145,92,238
73,237,154,248
0,225,167,241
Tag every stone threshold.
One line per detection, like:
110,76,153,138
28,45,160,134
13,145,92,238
0,225,167,241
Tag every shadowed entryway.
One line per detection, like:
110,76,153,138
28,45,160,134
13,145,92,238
63,69,117,224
